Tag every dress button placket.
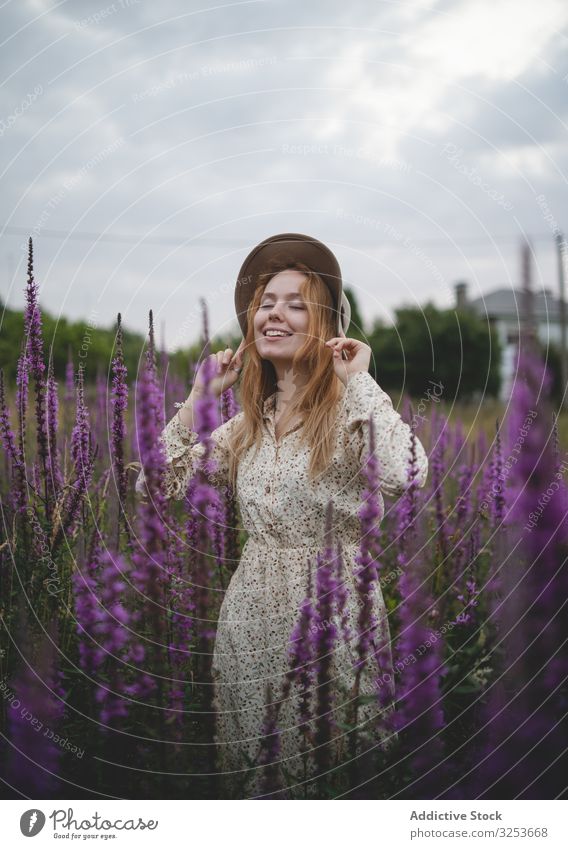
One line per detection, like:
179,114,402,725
266,438,279,532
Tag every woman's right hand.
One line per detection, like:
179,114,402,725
192,340,245,399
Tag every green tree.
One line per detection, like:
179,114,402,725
344,287,366,340
367,302,502,401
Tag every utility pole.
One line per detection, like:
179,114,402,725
556,233,568,410
521,238,536,342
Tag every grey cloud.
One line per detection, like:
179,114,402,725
1,0,567,350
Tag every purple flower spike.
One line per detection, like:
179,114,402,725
111,314,129,539
131,311,169,692
46,354,63,494
285,556,316,737
52,364,94,551
470,338,568,799
354,416,383,674
311,502,341,774
73,543,145,727
0,368,26,513
24,238,50,513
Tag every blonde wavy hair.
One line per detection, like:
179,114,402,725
227,260,345,489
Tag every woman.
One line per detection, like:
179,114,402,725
137,233,429,798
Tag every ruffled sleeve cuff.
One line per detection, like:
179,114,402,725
135,414,203,501
342,370,429,497
135,411,243,501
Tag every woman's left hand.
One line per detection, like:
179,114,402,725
325,332,371,386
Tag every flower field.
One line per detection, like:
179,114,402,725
0,240,566,800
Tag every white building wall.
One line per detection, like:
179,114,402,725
495,318,562,400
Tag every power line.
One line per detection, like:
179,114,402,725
0,224,560,248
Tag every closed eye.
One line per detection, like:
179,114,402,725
259,304,304,309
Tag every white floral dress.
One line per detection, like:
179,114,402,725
138,370,428,798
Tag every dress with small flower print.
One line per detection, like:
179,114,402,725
136,370,428,798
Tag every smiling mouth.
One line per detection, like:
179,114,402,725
263,331,293,338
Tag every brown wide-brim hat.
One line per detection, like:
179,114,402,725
234,232,351,338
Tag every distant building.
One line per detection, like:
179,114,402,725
454,282,564,400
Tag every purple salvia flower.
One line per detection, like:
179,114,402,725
71,364,92,486
260,556,317,792
184,305,225,676
471,339,568,798
0,369,18,463
219,381,240,583
551,411,561,474
24,238,49,513
312,502,340,773
149,309,165,432
430,406,450,562
455,458,474,527
284,556,316,743
188,454,224,667
53,364,94,550
31,460,40,494
334,539,352,647
394,551,448,788
70,364,94,518
95,550,140,725
447,446,476,598
0,368,26,513
73,542,150,726
15,338,29,458
220,384,239,424
214,501,229,591
64,348,75,434
131,311,169,696
394,412,421,572
395,421,448,793
46,354,63,493
164,514,195,734
73,540,104,675
353,416,383,675
111,314,128,541
13,340,30,513
200,296,210,346
345,409,407,780
489,418,506,530
221,481,240,587
193,353,221,443
184,478,199,551
0,369,19,465
24,238,45,381
358,414,413,739
453,573,479,626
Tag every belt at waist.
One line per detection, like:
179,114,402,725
243,537,361,550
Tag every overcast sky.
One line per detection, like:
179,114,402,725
1,0,567,350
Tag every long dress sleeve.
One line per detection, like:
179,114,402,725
342,370,428,497
135,410,244,500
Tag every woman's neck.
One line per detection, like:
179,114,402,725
272,363,310,413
